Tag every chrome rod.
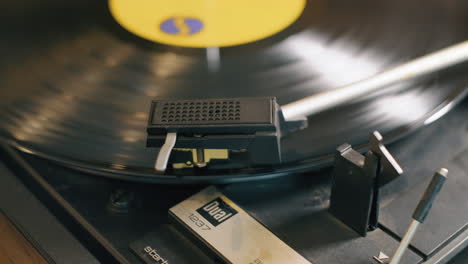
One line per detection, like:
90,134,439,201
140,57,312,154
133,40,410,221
389,220,420,264
389,168,448,264
282,41,468,120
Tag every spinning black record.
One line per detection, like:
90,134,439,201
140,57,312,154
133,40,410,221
0,0,467,183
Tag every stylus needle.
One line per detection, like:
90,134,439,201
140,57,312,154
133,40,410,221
389,168,448,264
282,41,468,120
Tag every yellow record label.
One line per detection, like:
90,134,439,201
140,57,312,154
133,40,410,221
108,0,306,48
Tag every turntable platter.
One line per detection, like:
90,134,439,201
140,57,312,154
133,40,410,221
0,0,467,183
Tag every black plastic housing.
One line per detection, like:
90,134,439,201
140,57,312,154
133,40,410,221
146,97,306,165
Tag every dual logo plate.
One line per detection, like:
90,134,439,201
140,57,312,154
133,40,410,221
196,197,238,227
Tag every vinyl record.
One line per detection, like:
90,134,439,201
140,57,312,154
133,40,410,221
0,0,467,183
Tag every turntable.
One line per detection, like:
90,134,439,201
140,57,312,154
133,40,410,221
0,0,467,263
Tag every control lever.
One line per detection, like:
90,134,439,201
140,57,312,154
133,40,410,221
389,168,448,264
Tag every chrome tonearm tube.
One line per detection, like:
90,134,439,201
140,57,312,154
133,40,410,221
281,41,468,120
